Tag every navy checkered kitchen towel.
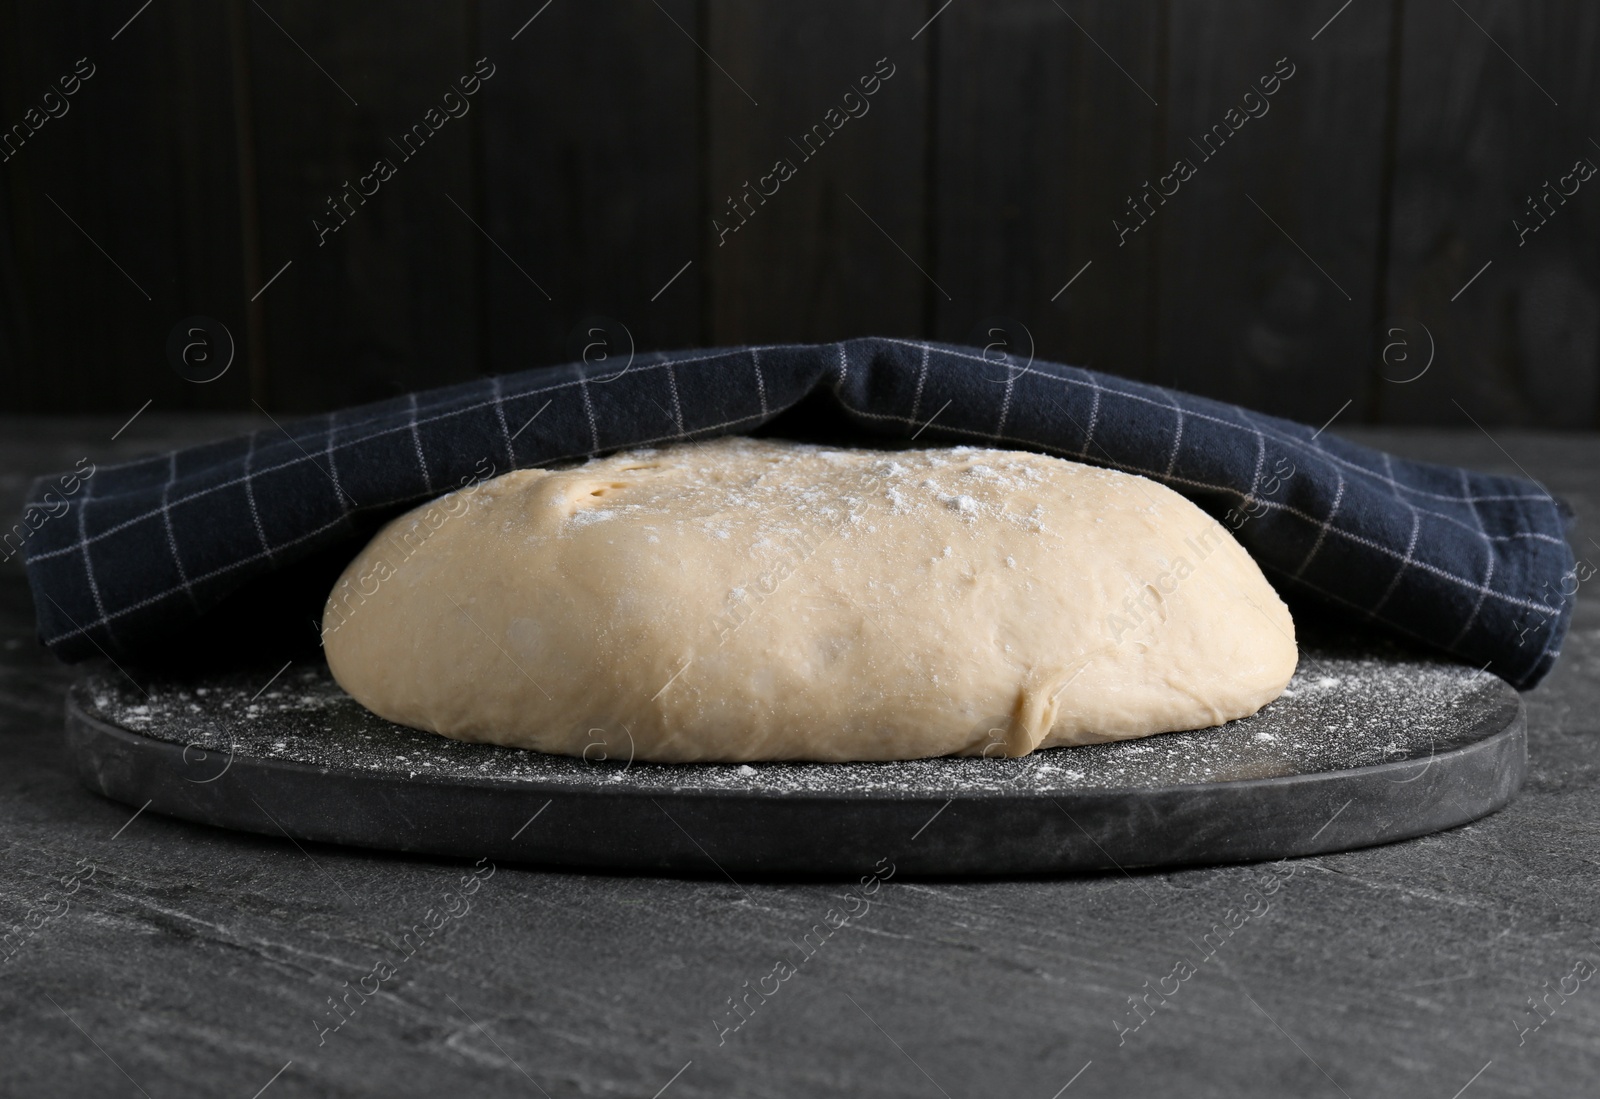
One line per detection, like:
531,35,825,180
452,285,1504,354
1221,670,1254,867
20,338,1577,689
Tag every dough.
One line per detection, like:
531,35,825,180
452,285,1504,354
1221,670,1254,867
323,438,1296,762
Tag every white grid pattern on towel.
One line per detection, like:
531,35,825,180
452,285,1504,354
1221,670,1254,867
25,339,1571,689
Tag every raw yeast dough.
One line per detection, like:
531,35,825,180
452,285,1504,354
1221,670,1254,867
323,438,1297,762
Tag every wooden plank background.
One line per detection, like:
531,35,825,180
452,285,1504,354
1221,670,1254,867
1,0,1597,427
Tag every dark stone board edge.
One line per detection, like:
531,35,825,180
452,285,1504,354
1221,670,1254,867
64,685,1526,880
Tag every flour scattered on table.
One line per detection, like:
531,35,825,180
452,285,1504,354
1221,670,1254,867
75,626,1511,796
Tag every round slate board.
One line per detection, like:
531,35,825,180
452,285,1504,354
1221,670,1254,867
65,626,1524,877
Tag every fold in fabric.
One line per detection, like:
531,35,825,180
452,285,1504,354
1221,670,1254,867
21,338,1575,688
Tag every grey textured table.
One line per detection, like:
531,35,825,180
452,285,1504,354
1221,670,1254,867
3,416,1599,1099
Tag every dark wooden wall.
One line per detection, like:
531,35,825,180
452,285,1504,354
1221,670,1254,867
2,0,1598,427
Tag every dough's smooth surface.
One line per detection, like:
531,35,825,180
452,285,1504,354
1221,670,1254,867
323,438,1297,762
